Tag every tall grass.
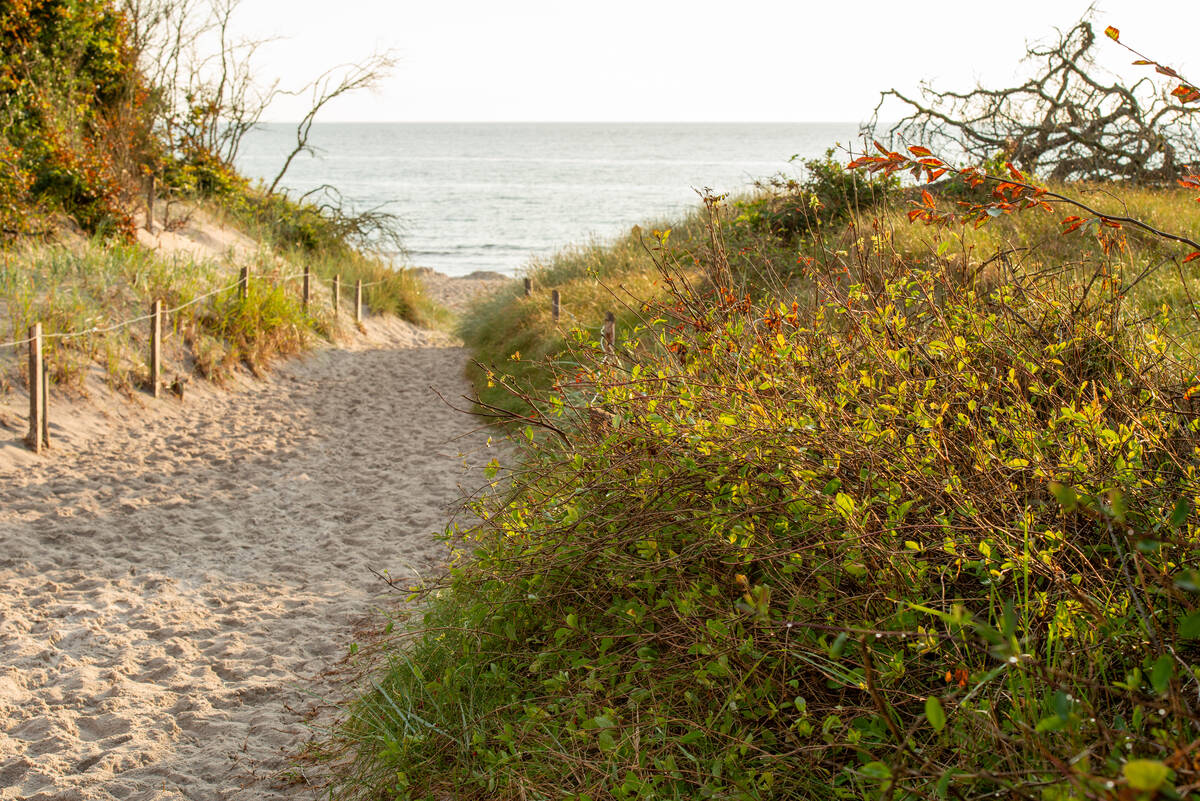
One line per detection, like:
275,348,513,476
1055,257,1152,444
0,240,331,393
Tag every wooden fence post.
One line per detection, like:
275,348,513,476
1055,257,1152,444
551,289,560,322
238,266,249,300
303,265,311,310
25,323,43,454
355,279,363,324
602,310,615,353
41,363,49,449
333,274,341,318
146,175,157,234
149,300,162,398
524,278,532,297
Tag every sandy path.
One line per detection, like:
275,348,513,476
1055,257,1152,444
0,318,497,800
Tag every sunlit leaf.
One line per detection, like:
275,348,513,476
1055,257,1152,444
1123,760,1170,792
1104,25,1119,41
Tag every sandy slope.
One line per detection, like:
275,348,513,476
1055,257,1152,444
0,316,499,800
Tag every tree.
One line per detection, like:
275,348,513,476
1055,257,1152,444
870,18,1200,183
123,0,393,186
267,53,395,196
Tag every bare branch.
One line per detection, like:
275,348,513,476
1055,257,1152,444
868,19,1200,183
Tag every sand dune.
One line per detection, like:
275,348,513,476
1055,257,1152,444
0,316,498,800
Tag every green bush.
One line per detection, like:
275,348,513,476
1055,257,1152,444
734,151,898,244
332,255,1200,800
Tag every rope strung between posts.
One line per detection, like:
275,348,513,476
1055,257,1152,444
0,270,309,351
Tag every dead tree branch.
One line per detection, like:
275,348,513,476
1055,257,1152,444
869,19,1200,183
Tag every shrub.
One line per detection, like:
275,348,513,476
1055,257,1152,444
331,248,1200,799
734,151,898,243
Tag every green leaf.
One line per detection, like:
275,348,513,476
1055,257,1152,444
1108,489,1128,523
1002,598,1018,638
925,696,946,733
830,632,849,659
1035,715,1066,733
834,492,856,519
935,769,959,799
860,761,892,782
1151,654,1174,695
1048,482,1077,512
1123,759,1170,792
1170,497,1191,528
1179,610,1200,639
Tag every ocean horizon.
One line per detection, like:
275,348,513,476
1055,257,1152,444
235,122,863,277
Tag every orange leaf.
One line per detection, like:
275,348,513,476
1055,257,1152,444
927,168,947,181
1132,59,1153,65
1184,252,1200,263
1157,65,1180,78
1172,85,1200,103
922,190,934,207
908,145,932,157
1104,25,1119,41
907,209,924,222
874,140,890,155
1102,218,1122,229
1063,221,1084,233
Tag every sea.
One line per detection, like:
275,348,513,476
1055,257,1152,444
234,122,861,277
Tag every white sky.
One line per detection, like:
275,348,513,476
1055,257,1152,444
229,0,1196,122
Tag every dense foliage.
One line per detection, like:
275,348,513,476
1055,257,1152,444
0,0,150,235
329,203,1200,798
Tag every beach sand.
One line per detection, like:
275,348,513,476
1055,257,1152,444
0,311,500,799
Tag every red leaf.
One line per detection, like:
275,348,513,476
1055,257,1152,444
907,209,924,222
1157,65,1180,78
921,190,934,207
907,145,932,157
1172,85,1200,103
1061,216,1082,223
1184,252,1200,264
1005,162,1023,181
918,157,945,167
874,140,891,155
927,168,947,181
1102,218,1122,229
1063,221,1084,233
1104,25,1119,41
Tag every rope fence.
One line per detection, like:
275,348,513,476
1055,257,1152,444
5,270,616,455
3,264,375,453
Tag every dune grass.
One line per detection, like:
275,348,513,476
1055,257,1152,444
0,239,333,395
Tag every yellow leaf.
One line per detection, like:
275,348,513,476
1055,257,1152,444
1104,25,1120,41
